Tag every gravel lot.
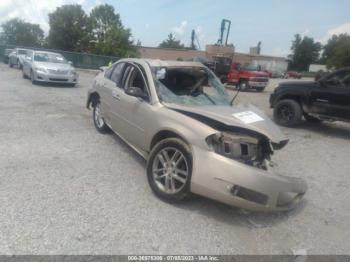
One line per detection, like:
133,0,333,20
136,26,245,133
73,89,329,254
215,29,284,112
0,63,349,255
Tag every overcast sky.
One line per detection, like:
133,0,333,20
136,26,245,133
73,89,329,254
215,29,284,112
1,0,350,57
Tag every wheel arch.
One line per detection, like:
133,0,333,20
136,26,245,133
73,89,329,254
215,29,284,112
86,91,100,109
150,129,191,152
274,94,305,109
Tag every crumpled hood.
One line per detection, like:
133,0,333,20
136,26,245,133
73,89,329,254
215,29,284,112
33,62,73,71
164,103,287,144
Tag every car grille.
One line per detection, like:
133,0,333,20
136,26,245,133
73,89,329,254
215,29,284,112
49,78,68,82
48,69,69,75
253,78,268,82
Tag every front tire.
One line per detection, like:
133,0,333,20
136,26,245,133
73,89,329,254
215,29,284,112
93,102,110,133
273,99,302,127
239,80,249,91
30,70,36,84
22,70,27,79
147,138,192,203
256,86,265,92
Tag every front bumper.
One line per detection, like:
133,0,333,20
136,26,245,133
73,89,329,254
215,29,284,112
248,80,268,88
190,146,307,212
33,71,78,84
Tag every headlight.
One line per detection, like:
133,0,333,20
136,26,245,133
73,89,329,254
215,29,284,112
35,67,47,74
206,132,271,169
70,70,77,75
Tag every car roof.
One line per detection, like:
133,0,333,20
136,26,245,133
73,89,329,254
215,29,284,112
118,58,204,68
33,51,62,56
16,48,32,51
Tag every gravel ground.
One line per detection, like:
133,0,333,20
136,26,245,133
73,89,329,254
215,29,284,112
0,63,349,255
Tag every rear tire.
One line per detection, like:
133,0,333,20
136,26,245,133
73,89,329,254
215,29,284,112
256,86,265,92
273,99,302,127
93,102,110,134
147,138,192,203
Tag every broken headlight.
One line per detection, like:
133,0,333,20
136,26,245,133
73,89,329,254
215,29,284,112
206,132,271,169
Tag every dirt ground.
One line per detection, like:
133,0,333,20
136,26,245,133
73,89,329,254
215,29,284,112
0,63,349,255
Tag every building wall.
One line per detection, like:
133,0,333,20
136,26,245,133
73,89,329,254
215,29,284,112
137,46,288,72
138,47,204,61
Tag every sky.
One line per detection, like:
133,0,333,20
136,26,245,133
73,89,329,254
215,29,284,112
1,0,350,57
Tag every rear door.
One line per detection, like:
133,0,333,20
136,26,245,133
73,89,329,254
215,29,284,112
98,62,126,132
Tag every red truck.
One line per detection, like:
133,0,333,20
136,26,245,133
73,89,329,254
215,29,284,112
226,63,269,92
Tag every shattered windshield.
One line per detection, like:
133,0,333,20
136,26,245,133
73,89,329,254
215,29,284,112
152,66,230,106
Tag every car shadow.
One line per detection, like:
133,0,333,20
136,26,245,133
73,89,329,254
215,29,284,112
293,121,350,140
34,82,78,88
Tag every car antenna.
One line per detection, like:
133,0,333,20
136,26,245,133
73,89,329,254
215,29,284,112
230,85,240,106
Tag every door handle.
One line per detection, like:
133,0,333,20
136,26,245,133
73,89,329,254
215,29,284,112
316,99,329,103
112,92,120,100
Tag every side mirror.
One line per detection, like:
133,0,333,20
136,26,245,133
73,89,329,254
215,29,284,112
125,86,148,100
25,56,31,61
68,61,73,65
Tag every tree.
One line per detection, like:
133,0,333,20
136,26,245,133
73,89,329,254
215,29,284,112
288,34,322,71
47,5,90,52
322,34,350,69
158,33,186,49
0,18,44,47
89,4,138,57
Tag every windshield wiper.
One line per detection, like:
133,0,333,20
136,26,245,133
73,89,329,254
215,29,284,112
230,86,241,106
203,92,216,105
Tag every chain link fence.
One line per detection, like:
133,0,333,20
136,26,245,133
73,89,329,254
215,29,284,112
0,44,119,69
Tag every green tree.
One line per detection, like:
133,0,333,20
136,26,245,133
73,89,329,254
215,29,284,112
322,34,350,69
158,33,186,49
89,4,138,57
0,18,44,47
288,34,322,71
47,4,90,52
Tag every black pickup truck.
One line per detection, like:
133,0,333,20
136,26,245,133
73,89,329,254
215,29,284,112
270,67,350,127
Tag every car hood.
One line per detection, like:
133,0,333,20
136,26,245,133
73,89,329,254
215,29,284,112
242,70,269,77
33,62,73,70
279,80,316,88
164,103,287,144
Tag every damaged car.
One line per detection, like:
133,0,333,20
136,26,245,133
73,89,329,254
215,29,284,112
87,59,307,212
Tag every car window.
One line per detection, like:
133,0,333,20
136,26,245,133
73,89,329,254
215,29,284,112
326,70,350,88
18,50,27,55
121,65,133,88
110,63,125,86
104,66,114,79
125,65,149,96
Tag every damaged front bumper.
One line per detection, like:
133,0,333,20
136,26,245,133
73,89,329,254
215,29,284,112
190,145,307,212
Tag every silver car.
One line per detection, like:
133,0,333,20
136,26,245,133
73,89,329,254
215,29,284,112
87,58,307,212
8,48,32,69
22,51,78,86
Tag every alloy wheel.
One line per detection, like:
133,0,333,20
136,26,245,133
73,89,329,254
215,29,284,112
94,103,105,128
278,104,294,121
152,147,189,194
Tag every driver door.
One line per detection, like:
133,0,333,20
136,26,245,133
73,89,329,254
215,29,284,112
116,63,153,151
312,69,350,119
